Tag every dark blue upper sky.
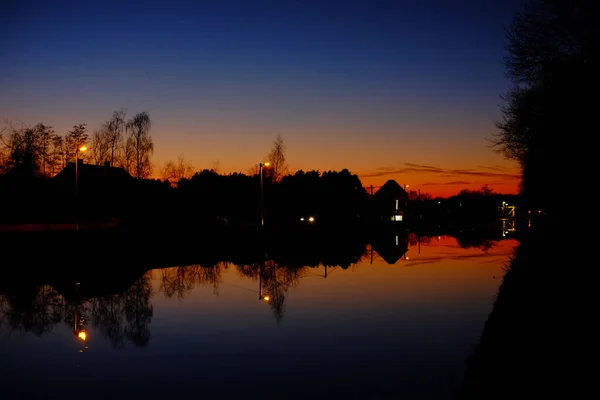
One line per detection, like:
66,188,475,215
1,0,525,195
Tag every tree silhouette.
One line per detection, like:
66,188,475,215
107,109,127,166
0,121,56,176
161,155,195,187
125,111,153,179
266,134,288,183
65,124,89,163
493,0,594,214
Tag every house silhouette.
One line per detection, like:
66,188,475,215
370,179,408,222
51,161,134,223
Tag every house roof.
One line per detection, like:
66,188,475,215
53,162,133,182
372,179,407,199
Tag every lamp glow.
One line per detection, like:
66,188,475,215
78,331,87,341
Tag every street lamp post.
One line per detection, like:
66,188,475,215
75,146,88,232
259,162,270,226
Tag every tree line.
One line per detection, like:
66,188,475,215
0,109,154,179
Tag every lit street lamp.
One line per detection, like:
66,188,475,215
259,162,270,226
75,145,88,232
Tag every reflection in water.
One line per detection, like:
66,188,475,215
0,273,153,349
159,263,225,299
1,229,518,348
1,229,521,399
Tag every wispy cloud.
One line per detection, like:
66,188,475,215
421,181,470,186
404,162,444,172
375,166,396,172
477,165,506,171
360,163,520,180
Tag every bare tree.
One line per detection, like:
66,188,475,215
125,111,153,179
34,123,54,176
266,134,288,182
65,124,89,163
0,120,53,175
161,155,195,185
107,109,126,167
50,134,65,175
0,146,8,174
247,163,261,176
91,127,112,166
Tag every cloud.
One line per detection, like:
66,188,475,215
421,181,471,186
447,169,519,179
360,163,520,180
404,163,444,172
477,165,506,171
375,166,396,172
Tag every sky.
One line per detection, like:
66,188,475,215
1,0,525,197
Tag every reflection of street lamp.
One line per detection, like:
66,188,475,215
73,308,88,342
75,145,88,232
258,262,271,302
259,162,270,226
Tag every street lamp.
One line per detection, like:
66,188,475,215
259,162,270,226
75,145,88,231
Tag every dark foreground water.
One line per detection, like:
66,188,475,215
0,233,518,399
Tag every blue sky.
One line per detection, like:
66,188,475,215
1,0,524,196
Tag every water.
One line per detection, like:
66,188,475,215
0,232,518,399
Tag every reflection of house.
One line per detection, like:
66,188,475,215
371,232,408,264
370,180,408,222
51,161,134,222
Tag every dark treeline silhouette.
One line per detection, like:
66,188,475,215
491,0,592,218
0,164,520,231
1,117,520,230
406,185,525,226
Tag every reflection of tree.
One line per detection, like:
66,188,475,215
84,272,154,348
159,263,224,299
125,272,153,347
88,294,127,348
239,260,307,324
0,273,154,349
408,233,432,247
456,238,497,253
0,285,63,336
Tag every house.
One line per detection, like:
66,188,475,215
50,160,134,223
370,179,408,222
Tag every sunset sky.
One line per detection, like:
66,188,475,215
1,0,523,197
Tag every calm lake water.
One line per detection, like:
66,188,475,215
1,232,518,399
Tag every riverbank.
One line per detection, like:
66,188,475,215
456,216,580,398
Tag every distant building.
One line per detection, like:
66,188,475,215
51,160,134,222
370,179,408,222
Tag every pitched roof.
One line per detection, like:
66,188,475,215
53,162,133,182
372,179,406,199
